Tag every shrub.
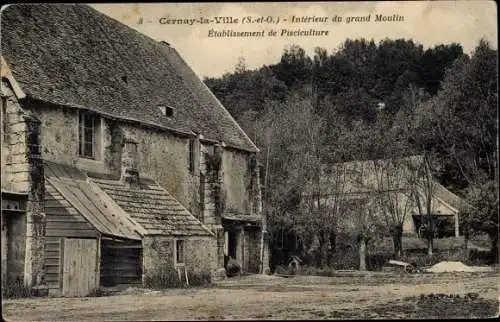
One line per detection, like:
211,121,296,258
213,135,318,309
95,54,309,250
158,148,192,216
2,279,33,299
295,265,350,277
274,265,294,275
225,257,241,277
467,249,495,266
144,265,183,289
367,252,394,271
143,265,212,289
187,269,212,286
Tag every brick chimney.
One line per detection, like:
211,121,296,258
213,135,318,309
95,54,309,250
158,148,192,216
121,138,139,187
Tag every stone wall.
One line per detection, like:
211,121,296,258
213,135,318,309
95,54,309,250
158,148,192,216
1,82,46,287
35,107,201,216
142,235,217,284
183,237,218,274
32,103,261,223
221,148,253,215
2,82,30,192
245,228,262,273
142,236,174,282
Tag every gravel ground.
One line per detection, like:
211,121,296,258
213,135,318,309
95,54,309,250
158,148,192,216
2,271,499,321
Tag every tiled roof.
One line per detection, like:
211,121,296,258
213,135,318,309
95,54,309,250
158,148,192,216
91,177,214,236
1,4,258,152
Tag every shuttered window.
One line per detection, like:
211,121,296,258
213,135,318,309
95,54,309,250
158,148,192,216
78,111,101,160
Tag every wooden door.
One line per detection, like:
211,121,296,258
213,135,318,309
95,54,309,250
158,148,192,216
62,238,98,297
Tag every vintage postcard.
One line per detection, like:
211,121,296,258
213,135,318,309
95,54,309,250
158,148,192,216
1,1,498,320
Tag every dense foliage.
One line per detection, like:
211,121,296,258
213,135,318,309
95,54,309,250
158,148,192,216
205,38,498,266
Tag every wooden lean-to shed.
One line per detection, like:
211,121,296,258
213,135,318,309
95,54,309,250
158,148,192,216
43,161,143,297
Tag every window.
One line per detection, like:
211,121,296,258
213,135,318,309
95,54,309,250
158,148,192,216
78,111,101,159
188,139,195,174
158,106,174,117
175,239,184,265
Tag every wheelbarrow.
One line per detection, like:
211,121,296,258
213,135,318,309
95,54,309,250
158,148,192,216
387,260,420,273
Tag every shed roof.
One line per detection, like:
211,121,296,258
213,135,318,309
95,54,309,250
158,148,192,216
44,162,143,240
44,161,213,238
1,4,258,152
91,177,214,237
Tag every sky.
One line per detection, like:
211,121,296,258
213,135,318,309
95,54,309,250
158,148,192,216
92,1,498,78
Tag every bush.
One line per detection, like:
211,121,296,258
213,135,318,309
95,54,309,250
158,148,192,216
367,252,394,271
467,249,495,266
225,257,241,277
297,265,341,277
2,279,33,299
187,269,212,286
144,265,212,289
274,265,294,275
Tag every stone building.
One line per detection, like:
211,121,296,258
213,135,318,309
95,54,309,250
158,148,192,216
1,4,269,296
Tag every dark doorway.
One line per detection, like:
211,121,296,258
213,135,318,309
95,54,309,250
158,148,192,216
100,239,142,286
228,231,237,259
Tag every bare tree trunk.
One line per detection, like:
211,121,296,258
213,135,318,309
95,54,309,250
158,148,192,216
392,225,403,260
359,238,367,271
320,231,330,267
427,237,433,256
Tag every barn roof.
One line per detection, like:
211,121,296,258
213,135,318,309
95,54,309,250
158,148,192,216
1,4,258,152
305,155,468,214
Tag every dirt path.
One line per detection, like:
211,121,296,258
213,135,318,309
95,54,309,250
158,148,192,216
2,272,498,320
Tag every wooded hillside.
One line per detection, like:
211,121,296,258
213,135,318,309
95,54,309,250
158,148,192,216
204,38,498,265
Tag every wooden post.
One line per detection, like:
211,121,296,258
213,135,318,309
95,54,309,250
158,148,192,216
96,236,101,290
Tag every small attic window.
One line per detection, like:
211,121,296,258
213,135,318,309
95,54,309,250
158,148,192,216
158,106,174,117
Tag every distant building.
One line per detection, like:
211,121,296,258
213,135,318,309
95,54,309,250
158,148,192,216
1,4,269,296
303,156,466,238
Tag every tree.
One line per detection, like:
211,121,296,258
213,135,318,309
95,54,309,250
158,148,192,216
299,162,352,266
408,154,442,256
371,158,415,259
418,43,465,95
343,194,380,271
415,40,498,259
234,56,247,74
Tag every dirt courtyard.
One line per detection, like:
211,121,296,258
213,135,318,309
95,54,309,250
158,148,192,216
2,271,499,320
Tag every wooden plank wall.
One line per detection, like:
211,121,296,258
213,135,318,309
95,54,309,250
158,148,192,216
101,239,142,286
62,238,98,297
44,183,99,293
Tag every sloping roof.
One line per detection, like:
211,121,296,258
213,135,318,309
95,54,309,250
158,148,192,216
44,161,213,237
308,156,465,205
222,212,262,224
91,177,214,237
433,181,468,211
1,4,258,152
44,161,143,240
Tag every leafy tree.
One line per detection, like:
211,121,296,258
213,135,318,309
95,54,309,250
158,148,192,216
418,43,465,95
413,40,497,259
